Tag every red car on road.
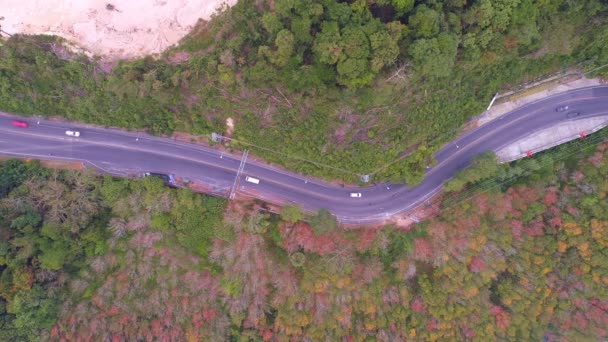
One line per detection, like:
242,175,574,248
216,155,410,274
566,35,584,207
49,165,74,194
11,120,29,128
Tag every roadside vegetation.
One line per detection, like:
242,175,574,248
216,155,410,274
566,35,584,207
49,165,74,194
1,0,608,183
1,134,607,340
444,151,499,192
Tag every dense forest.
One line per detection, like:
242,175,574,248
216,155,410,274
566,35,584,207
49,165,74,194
1,133,606,340
1,0,608,183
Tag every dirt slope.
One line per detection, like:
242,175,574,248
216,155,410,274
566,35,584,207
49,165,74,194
1,0,237,59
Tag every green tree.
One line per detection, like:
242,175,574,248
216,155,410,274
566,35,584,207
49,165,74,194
272,29,296,67
409,33,459,78
280,205,302,223
325,1,352,26
444,151,499,192
369,30,399,72
170,189,224,257
246,211,270,234
340,26,370,59
0,159,40,197
337,57,374,88
392,0,415,15
409,5,441,38
291,16,313,44
37,239,69,271
261,12,283,37
309,208,337,235
6,286,57,340
99,175,130,207
313,21,342,65
289,252,306,267
10,211,42,232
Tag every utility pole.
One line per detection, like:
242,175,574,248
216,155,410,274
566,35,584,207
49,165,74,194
406,214,420,223
0,17,11,38
486,92,499,111
229,150,249,200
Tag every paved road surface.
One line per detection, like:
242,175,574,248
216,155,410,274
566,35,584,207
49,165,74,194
1,86,608,223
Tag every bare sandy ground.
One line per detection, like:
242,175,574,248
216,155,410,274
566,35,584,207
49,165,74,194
1,0,237,59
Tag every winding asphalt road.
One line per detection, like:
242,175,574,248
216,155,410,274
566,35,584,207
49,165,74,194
1,86,608,223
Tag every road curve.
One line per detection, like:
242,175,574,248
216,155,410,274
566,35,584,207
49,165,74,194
1,86,608,224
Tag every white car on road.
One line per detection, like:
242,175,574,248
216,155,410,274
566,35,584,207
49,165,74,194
350,192,362,198
245,176,260,184
65,130,80,137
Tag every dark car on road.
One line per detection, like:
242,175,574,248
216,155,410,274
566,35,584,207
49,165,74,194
566,112,580,118
555,105,569,112
143,172,177,187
